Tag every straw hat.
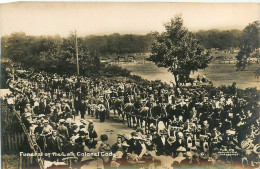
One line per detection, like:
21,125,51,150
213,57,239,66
176,147,186,152
59,119,65,123
122,142,130,147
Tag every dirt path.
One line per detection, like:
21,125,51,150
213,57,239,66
75,111,135,145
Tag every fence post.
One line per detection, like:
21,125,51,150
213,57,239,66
11,135,14,152
22,155,24,169
5,158,8,169
18,133,21,147
27,156,30,169
15,132,18,151
22,133,24,142
19,155,22,169
30,155,33,165
8,134,11,152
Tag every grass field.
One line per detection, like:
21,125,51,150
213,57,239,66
120,61,260,90
108,51,259,89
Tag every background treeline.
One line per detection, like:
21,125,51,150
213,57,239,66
195,29,242,50
84,30,243,53
1,32,130,77
1,29,244,75
85,33,155,55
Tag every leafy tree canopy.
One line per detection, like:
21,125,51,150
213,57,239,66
236,21,260,70
149,15,212,87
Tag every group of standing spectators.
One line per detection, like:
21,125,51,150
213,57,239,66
3,67,260,168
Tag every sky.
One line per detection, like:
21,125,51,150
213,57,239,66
0,2,259,36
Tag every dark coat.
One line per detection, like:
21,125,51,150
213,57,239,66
127,138,142,155
153,136,170,156
171,139,187,155
47,136,62,153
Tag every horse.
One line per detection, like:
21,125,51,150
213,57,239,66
124,103,134,127
139,106,150,132
112,98,124,120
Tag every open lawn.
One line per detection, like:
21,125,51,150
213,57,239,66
197,63,260,89
120,61,260,90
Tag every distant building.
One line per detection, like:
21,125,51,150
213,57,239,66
100,58,111,63
118,56,125,62
116,55,136,63
127,55,136,62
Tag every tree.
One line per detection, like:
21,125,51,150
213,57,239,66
195,29,242,49
2,32,101,76
60,33,100,75
149,15,212,87
236,21,260,70
2,32,31,63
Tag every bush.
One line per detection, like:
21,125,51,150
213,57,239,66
101,65,131,77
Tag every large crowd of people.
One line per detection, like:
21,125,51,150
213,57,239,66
2,67,260,169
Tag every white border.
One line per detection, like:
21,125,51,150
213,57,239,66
0,0,259,4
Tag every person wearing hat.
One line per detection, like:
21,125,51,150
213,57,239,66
29,120,37,135
103,96,111,120
153,129,170,156
98,101,107,123
24,103,35,116
137,135,148,160
57,119,69,142
143,134,154,153
46,130,62,160
127,132,142,156
42,120,53,135
65,118,74,138
172,132,187,156
39,98,46,114
45,102,52,115
21,112,32,130
167,136,176,156
78,99,86,119
6,94,15,112
74,96,80,117
34,120,44,136
113,142,130,164
111,135,124,154
49,109,58,123
88,123,98,142
64,108,73,119
64,134,79,154
18,96,27,115
201,120,210,136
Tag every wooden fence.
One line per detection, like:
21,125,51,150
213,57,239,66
1,155,37,169
2,132,25,153
1,104,44,169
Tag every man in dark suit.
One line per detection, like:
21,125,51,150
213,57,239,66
57,119,69,142
46,130,62,161
78,99,86,119
39,98,46,114
47,130,62,153
128,133,142,156
153,129,169,156
172,132,187,156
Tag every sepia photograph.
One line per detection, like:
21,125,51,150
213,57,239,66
0,1,259,169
